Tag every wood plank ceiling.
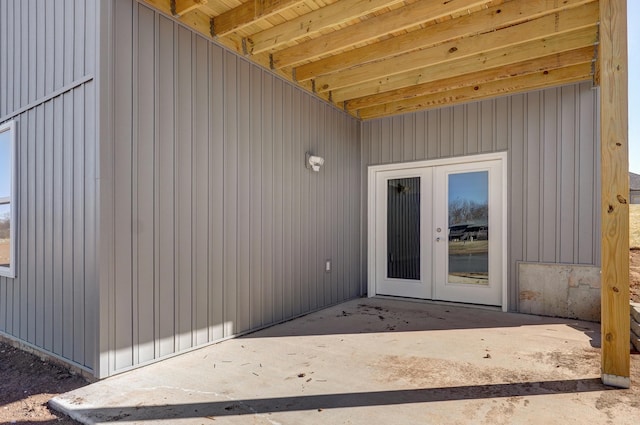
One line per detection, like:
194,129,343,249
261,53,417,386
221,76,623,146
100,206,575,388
142,0,600,120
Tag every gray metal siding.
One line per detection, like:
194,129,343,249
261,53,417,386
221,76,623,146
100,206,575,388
0,0,98,372
103,1,362,375
361,82,600,311
0,0,95,119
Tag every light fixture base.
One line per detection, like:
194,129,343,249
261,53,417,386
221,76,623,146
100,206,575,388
305,152,324,172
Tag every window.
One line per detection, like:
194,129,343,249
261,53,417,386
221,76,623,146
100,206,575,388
0,120,16,278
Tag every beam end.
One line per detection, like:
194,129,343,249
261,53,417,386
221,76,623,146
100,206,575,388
601,373,630,389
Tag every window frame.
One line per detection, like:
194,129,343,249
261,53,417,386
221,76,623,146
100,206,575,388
0,120,16,278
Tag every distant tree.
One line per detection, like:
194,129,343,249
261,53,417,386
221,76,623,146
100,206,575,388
0,214,9,239
449,198,488,226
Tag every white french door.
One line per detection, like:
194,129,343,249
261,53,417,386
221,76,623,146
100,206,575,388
432,159,504,306
368,153,506,309
373,167,433,299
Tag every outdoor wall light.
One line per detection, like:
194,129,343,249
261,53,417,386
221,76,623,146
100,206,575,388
306,152,324,172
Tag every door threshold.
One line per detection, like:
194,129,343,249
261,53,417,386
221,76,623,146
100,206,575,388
372,295,503,312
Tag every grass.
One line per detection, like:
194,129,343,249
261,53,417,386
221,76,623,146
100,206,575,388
449,240,488,255
632,204,640,249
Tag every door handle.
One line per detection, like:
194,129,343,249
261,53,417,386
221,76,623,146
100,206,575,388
436,237,441,242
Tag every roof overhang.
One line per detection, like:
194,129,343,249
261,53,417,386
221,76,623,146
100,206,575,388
141,0,599,120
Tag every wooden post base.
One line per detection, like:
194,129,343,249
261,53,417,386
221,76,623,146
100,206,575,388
602,373,631,389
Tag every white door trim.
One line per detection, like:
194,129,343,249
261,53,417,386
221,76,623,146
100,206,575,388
367,152,508,311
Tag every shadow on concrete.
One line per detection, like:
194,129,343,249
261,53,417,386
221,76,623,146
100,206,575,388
567,322,602,348
240,299,601,341
66,378,615,421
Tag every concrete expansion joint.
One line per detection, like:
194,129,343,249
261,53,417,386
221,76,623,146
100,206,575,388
137,385,224,396
140,385,226,397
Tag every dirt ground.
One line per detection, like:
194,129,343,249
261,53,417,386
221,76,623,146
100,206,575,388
0,342,86,425
631,249,640,303
0,239,9,267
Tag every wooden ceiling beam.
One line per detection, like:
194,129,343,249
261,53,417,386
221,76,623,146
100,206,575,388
331,24,597,103
142,0,215,37
316,3,598,93
178,7,215,38
345,47,595,112
141,0,602,120
272,0,496,70
246,0,405,55
358,62,593,120
294,0,596,81
212,0,305,37
173,0,207,17
141,0,174,16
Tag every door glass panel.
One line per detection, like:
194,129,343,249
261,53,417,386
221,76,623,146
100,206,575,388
387,177,420,280
447,171,488,285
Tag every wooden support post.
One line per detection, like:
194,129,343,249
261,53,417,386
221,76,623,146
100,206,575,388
599,0,630,389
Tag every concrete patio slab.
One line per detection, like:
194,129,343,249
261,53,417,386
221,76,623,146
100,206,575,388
51,298,640,424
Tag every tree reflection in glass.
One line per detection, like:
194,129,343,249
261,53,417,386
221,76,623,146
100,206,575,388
447,171,488,285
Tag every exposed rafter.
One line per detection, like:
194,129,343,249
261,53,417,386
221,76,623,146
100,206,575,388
358,62,593,119
245,0,405,55
143,0,214,38
345,47,595,112
172,0,208,17
315,4,598,93
140,0,600,121
272,0,496,69
294,0,597,81
212,0,305,37
330,26,597,103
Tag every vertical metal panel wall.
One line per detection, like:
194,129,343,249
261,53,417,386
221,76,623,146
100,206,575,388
0,0,98,373
361,82,600,310
102,1,361,376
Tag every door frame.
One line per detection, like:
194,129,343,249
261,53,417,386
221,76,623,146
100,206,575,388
367,151,508,312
